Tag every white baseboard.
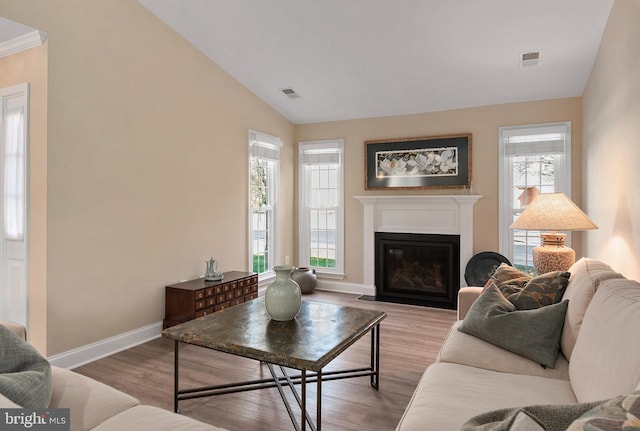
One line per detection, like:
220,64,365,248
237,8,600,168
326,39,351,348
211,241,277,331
47,321,163,370
47,282,373,370
315,279,376,296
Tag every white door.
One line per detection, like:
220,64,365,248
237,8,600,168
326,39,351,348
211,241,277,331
0,83,29,327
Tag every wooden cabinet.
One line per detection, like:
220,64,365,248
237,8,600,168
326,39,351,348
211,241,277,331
163,271,258,329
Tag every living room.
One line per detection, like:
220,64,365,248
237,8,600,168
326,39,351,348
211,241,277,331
0,0,638,428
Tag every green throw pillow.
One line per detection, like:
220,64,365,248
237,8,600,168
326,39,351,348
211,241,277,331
0,324,52,408
565,391,640,430
458,284,568,368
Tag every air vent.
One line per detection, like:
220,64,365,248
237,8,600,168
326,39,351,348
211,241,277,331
281,88,300,99
521,51,541,68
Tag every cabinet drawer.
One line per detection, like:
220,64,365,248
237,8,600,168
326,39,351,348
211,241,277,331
195,289,206,300
195,307,214,318
205,287,214,297
214,302,230,312
244,293,258,302
195,300,206,310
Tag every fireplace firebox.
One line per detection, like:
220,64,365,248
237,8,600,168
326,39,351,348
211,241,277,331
374,232,460,309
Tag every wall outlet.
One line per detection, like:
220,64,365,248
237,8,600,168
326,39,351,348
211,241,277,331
285,256,290,264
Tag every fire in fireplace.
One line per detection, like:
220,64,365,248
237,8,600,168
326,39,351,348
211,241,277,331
374,232,460,309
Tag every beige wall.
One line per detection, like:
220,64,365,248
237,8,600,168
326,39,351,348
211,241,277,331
2,0,295,355
582,0,640,279
0,43,48,353
295,98,583,285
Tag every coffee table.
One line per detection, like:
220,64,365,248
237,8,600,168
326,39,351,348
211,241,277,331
162,296,386,431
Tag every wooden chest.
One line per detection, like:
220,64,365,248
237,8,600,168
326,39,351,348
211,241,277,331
163,271,258,328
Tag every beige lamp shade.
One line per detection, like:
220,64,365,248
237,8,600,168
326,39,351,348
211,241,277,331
510,193,598,274
510,192,598,231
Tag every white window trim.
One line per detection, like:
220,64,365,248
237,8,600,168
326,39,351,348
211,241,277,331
298,139,345,279
248,130,282,282
0,82,30,326
498,122,572,264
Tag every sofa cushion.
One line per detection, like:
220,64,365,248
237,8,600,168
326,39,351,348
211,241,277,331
561,258,624,359
458,284,568,368
569,278,640,403
48,366,139,431
394,362,577,431
0,393,20,408
0,324,52,408
438,321,569,380
91,405,227,431
565,391,640,431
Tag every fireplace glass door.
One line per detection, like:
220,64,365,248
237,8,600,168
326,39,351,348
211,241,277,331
375,232,460,308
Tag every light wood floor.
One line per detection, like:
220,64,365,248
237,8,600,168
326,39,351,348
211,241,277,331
74,291,456,431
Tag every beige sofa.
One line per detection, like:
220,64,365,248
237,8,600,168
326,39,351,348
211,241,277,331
396,258,640,430
0,322,226,431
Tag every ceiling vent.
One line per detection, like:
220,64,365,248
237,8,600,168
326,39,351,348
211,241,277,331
521,51,541,68
281,88,300,99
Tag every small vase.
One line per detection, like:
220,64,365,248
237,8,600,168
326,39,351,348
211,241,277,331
291,267,317,294
265,265,302,321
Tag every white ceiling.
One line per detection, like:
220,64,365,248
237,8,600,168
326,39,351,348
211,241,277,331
137,0,613,124
2,2,615,125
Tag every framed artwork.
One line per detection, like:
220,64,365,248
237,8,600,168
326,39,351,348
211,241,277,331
365,134,472,190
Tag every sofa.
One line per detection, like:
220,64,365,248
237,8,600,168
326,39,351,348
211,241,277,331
396,258,640,430
0,321,227,431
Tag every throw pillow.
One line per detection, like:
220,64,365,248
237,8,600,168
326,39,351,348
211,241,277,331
0,324,52,408
498,271,571,310
458,284,568,368
484,263,531,289
565,391,640,431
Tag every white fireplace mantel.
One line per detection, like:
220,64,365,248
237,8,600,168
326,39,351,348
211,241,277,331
354,195,482,291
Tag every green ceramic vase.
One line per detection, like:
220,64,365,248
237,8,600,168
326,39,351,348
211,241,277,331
265,265,302,321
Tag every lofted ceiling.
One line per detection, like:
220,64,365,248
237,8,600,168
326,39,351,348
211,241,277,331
2,2,615,124
138,0,614,124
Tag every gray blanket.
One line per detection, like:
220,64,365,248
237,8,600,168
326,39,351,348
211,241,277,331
460,402,601,431
0,324,52,408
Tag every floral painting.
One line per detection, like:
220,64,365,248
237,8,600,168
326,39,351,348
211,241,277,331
376,147,458,178
365,134,471,190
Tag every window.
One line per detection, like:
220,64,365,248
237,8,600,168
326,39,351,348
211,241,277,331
3,96,26,240
249,130,281,280
298,140,344,278
499,122,571,274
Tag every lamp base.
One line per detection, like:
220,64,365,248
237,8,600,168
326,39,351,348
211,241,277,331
532,233,575,274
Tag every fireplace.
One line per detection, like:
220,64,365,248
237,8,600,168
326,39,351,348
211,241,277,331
355,195,481,303
375,232,460,308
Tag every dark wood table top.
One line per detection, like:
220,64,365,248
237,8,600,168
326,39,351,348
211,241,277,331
162,297,386,372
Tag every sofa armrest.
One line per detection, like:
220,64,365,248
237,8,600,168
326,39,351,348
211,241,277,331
0,321,27,341
457,287,483,320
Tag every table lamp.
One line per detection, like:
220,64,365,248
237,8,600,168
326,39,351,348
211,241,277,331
510,192,598,274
